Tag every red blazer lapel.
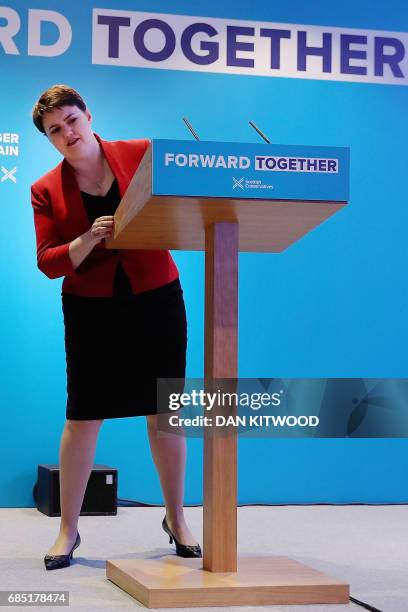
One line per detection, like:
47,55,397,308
60,159,90,236
96,134,129,198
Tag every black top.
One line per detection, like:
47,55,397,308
80,179,133,296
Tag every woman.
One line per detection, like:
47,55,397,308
31,84,201,570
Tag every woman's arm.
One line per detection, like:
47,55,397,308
31,186,113,278
31,185,75,279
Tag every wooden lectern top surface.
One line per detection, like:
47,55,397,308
106,140,348,253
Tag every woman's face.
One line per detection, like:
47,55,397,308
42,105,95,160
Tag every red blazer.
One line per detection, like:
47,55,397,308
31,135,179,297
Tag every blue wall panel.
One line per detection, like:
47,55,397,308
1,0,407,506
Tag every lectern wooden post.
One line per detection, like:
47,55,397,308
203,222,238,573
104,139,350,607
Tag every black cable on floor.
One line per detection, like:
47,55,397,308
349,595,383,611
117,499,408,508
117,498,201,507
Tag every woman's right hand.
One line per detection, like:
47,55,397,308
69,216,115,270
89,215,114,243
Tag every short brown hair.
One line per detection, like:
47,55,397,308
32,84,87,134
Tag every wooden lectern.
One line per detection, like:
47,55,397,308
105,140,350,607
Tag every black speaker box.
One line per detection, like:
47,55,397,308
34,464,117,516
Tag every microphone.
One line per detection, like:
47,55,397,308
183,117,200,141
248,121,271,144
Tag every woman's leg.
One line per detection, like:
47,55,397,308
146,414,199,545
46,418,104,556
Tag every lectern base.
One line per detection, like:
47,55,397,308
106,554,349,608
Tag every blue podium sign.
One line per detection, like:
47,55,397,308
152,140,349,202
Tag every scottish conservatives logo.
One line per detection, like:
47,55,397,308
1,166,17,183
233,177,273,191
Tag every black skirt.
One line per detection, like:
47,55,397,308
62,279,187,420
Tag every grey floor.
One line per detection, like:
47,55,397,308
0,505,406,611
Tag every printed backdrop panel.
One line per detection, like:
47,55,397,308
0,0,407,506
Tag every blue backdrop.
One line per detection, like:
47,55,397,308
1,0,408,506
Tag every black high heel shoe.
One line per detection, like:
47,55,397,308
162,517,202,558
44,532,81,571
